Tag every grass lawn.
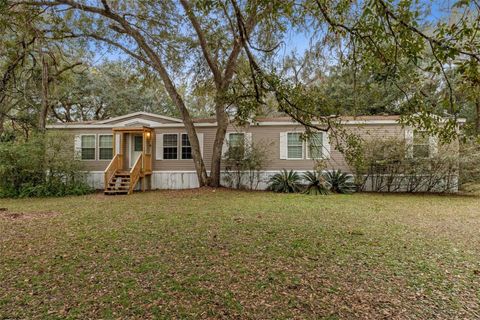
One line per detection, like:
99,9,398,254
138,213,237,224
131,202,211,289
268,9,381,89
0,189,479,319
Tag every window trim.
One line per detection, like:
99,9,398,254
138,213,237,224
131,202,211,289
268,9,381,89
406,128,437,159
162,133,179,160
286,132,305,160
180,133,193,160
228,132,246,157
98,134,114,160
80,134,97,161
412,130,431,159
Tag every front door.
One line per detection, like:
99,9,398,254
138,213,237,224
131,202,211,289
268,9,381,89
130,134,143,168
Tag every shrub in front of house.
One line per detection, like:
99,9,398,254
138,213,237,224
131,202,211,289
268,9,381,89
0,133,93,198
268,169,357,195
267,169,303,193
302,171,330,195
223,139,271,190
345,137,462,193
324,170,356,194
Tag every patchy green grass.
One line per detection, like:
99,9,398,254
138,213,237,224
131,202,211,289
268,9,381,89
0,189,479,319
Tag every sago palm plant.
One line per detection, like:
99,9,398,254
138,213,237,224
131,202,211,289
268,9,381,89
324,170,356,194
267,169,303,193
302,171,330,195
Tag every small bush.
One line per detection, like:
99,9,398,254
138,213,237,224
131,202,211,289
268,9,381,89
223,138,270,190
268,169,303,193
324,170,356,194
343,136,466,192
303,171,330,195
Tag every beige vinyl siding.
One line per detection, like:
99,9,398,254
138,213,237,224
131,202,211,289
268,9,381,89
54,122,407,173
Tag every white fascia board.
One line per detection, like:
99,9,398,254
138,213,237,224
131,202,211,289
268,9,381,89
46,122,218,129
97,111,183,124
254,120,400,126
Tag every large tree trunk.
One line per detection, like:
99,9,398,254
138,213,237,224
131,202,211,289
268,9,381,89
109,13,210,187
38,54,49,131
476,98,480,135
209,106,229,187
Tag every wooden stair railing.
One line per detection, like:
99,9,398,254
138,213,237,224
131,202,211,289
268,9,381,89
104,154,121,190
128,153,143,195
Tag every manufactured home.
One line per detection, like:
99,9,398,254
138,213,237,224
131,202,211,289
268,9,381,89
46,112,464,193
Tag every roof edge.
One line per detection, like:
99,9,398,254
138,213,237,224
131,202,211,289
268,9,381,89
97,111,183,124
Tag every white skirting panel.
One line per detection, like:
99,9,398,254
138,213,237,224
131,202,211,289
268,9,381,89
151,171,200,189
83,170,275,190
83,171,104,190
82,170,458,192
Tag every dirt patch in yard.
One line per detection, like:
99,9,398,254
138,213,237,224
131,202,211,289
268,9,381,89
0,208,59,220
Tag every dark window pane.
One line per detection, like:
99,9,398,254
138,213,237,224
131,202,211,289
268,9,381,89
164,134,178,147
163,134,178,159
134,135,143,152
229,133,244,147
81,148,95,160
181,134,192,159
99,148,113,160
413,145,429,158
164,147,178,159
182,134,191,146
182,147,192,159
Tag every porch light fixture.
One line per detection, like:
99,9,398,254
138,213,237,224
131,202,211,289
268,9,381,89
145,131,151,139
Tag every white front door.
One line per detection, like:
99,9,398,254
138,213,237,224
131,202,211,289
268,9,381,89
130,134,143,168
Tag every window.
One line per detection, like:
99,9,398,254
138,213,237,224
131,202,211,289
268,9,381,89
308,132,323,159
163,134,178,159
413,131,430,158
134,135,143,152
99,135,113,160
228,133,245,156
287,132,303,159
181,134,192,159
81,135,96,160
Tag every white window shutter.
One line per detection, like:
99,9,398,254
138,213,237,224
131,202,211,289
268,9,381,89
245,132,252,150
156,133,164,160
74,135,81,160
405,127,414,158
323,131,331,159
197,133,204,157
429,135,438,156
279,132,287,160
222,132,230,158
115,133,121,155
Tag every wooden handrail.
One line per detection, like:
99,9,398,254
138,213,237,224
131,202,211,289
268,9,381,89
104,154,121,189
128,153,143,194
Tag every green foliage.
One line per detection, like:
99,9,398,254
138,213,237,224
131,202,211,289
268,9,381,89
51,61,180,122
223,138,270,190
458,137,480,191
0,132,93,198
302,171,330,195
324,170,356,194
347,137,462,193
267,169,303,193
